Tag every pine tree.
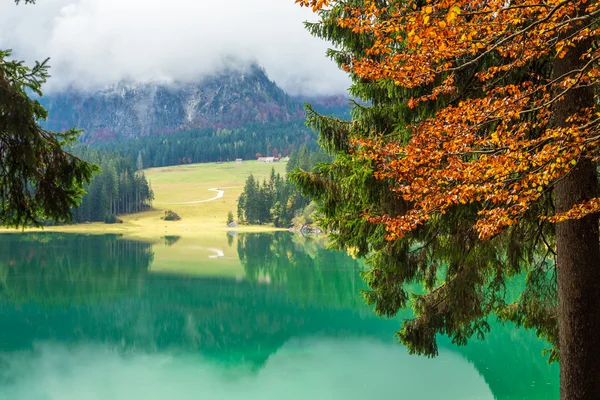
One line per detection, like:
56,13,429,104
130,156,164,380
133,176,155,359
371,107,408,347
0,47,96,227
237,193,246,222
136,152,144,172
298,145,311,171
105,162,119,216
237,165,313,227
286,150,299,172
242,175,259,224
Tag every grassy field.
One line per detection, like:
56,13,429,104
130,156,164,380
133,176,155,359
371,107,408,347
0,161,290,279
1,160,288,239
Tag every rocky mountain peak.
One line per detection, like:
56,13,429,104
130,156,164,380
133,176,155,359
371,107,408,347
39,64,305,141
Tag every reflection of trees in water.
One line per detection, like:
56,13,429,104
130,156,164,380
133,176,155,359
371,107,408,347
226,232,235,247
238,233,558,396
161,235,181,247
237,233,370,313
0,233,394,369
445,320,559,399
0,275,394,369
138,276,392,368
0,233,153,305
0,233,558,397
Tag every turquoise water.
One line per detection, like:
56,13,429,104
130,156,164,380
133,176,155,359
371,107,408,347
0,233,558,399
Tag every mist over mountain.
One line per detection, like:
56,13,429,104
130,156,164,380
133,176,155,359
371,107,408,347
39,65,322,142
38,64,352,143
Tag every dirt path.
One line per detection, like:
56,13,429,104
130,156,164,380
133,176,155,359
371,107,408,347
156,187,241,205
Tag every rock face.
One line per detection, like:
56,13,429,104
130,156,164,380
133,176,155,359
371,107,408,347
39,65,304,141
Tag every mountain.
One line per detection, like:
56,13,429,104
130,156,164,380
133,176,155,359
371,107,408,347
39,65,306,142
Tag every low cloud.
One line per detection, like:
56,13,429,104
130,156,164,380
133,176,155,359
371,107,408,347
0,0,350,95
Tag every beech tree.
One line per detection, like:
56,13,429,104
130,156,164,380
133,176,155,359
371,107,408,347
296,0,600,398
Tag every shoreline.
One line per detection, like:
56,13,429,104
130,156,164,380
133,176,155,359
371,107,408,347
0,212,288,240
0,161,292,240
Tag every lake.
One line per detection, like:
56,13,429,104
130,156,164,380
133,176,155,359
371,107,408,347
0,232,558,399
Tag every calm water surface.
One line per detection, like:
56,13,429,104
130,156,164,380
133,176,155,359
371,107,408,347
0,232,558,399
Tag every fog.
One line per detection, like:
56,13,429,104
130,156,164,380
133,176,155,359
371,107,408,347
0,339,493,400
0,0,350,95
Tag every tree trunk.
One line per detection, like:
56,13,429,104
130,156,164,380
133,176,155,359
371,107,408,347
556,159,600,400
553,23,600,400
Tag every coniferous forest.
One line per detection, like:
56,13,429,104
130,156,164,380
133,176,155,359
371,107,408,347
237,147,331,227
91,120,320,168
237,169,308,227
67,147,154,223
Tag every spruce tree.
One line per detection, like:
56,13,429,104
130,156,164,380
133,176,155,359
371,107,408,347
136,152,144,172
242,175,259,224
0,47,96,227
298,145,311,171
237,193,246,222
286,150,299,173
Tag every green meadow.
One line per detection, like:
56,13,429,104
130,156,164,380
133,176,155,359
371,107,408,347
1,160,288,239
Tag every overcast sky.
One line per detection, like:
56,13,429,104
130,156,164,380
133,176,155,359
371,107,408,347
0,0,350,95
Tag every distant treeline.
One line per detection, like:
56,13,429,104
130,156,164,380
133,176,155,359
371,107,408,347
91,120,320,168
237,147,332,227
69,148,154,223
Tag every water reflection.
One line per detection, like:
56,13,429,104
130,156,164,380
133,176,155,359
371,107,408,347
0,233,152,305
238,233,368,311
0,340,493,400
0,233,558,399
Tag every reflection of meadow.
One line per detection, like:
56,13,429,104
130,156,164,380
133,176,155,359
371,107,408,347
149,233,243,277
0,232,558,399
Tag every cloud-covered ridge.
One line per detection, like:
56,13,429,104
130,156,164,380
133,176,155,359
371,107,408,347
0,0,350,95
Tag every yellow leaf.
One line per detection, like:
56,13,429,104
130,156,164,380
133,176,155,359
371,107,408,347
425,6,433,14
446,12,456,22
424,15,430,24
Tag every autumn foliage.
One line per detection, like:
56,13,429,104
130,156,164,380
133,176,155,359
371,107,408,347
297,0,600,241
